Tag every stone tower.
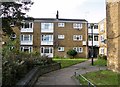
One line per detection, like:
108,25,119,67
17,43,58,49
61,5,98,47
106,0,120,72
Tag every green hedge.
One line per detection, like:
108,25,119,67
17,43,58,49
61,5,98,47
2,51,55,87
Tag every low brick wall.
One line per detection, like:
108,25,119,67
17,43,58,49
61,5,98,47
16,63,61,87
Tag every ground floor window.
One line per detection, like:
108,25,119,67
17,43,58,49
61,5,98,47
40,47,53,57
20,46,33,53
73,47,83,53
41,47,53,53
100,48,104,54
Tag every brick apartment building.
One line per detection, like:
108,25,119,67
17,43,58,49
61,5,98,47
15,18,88,58
98,18,107,56
106,0,120,72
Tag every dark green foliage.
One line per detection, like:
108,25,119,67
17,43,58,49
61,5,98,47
1,1,34,35
67,49,77,58
97,54,107,60
2,41,55,87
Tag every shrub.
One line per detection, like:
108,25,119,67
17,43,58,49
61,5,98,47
97,54,107,60
67,49,77,58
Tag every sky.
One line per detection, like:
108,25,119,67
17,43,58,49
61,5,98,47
26,0,106,23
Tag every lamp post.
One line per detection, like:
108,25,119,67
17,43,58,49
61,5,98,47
91,24,94,65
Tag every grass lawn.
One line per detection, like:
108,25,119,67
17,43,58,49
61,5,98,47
53,58,87,68
77,70,120,86
93,58,107,66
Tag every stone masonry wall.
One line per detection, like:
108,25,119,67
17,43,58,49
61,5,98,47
106,1,120,72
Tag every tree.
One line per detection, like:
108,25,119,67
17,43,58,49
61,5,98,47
67,49,77,58
1,0,34,35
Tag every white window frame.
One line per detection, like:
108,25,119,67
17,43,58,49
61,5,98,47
21,22,33,29
73,35,82,41
100,48,104,54
41,47,53,53
41,35,53,42
58,23,65,27
20,46,33,53
58,47,64,52
58,35,65,39
20,34,33,41
73,23,82,29
73,47,83,53
41,23,53,30
100,35,104,43
100,23,104,32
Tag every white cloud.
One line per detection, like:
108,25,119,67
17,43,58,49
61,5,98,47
27,0,106,23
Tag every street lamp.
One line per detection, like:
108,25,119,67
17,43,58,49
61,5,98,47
91,24,94,65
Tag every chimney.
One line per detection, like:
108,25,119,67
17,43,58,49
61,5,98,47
56,10,59,19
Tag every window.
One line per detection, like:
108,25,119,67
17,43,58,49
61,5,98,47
41,23,53,30
41,35,53,42
58,35,65,39
58,23,65,27
100,23,104,32
21,22,33,28
100,35,104,43
58,47,64,51
94,35,98,41
11,34,16,39
73,35,82,41
73,23,82,29
20,35,33,41
20,46,33,53
88,34,92,41
101,48,104,54
73,47,83,53
88,24,91,29
94,24,98,29
41,47,53,53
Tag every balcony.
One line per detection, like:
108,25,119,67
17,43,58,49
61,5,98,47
41,41,53,45
20,41,33,45
21,28,33,33
88,29,99,34
88,41,99,47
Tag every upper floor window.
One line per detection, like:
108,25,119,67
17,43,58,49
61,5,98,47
88,34,92,41
58,23,65,27
73,47,83,53
21,22,33,28
94,35,98,41
58,35,65,39
94,24,98,29
41,23,53,30
100,23,104,32
73,35,82,41
20,34,33,41
41,35,53,42
73,23,82,29
100,35,104,43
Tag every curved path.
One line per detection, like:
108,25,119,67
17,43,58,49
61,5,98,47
34,59,107,86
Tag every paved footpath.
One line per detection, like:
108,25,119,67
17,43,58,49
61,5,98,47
34,59,107,85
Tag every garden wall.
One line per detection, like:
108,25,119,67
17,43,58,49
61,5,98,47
16,63,61,87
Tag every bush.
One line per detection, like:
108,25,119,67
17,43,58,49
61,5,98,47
97,54,107,60
67,49,77,58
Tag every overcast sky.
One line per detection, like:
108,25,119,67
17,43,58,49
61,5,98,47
26,0,106,23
